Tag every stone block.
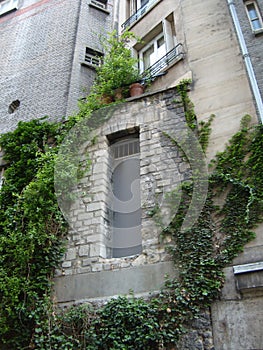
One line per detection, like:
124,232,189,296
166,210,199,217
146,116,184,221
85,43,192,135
62,261,72,268
79,245,90,257
66,248,76,261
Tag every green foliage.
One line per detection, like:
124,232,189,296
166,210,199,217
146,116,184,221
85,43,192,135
78,30,142,118
176,79,197,130
0,119,68,348
198,114,215,152
30,296,164,349
92,296,162,349
95,30,141,96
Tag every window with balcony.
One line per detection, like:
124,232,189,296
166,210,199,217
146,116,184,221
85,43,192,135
123,0,160,29
137,14,184,78
140,33,166,72
128,0,148,14
0,0,18,17
245,1,263,32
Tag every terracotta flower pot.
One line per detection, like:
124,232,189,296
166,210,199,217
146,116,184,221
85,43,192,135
114,87,124,101
129,82,144,97
100,94,113,104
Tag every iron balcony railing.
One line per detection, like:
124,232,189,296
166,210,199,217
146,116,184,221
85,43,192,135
141,43,184,81
122,0,160,30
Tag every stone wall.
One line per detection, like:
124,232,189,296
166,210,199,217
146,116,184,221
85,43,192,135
54,87,193,304
176,309,215,350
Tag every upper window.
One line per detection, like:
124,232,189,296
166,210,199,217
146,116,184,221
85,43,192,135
89,0,108,11
139,32,166,72
128,0,149,15
8,99,20,114
0,0,18,17
137,14,184,77
245,1,263,32
122,0,160,29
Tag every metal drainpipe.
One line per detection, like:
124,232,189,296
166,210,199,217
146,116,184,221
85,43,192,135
227,0,263,123
113,0,120,34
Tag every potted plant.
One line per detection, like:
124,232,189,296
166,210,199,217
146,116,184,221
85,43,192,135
129,82,145,97
92,30,143,102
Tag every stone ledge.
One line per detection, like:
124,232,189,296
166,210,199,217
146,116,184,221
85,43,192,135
53,261,177,304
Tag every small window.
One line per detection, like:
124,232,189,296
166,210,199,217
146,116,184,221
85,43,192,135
245,1,263,32
90,0,108,10
8,99,20,114
83,48,103,67
0,0,18,17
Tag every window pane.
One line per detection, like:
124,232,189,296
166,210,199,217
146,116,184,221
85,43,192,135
110,135,141,258
246,3,262,30
141,0,149,7
112,157,142,258
143,44,154,69
247,4,258,19
252,18,261,29
157,36,165,48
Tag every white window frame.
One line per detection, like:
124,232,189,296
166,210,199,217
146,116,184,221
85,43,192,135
138,14,177,73
245,1,263,33
139,32,165,73
0,0,18,16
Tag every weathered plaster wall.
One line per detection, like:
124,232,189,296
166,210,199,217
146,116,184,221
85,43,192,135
123,0,258,160
212,282,263,349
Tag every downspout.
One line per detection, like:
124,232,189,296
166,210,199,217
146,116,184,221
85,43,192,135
227,0,263,123
113,0,120,34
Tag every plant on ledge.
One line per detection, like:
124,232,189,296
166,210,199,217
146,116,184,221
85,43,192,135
88,30,142,103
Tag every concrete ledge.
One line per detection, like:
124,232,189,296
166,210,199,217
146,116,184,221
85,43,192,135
233,261,263,274
54,261,177,303
233,262,263,294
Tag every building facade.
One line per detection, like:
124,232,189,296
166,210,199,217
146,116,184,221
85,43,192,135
55,1,263,349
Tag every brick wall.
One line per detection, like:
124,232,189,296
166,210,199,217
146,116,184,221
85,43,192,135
0,0,113,134
233,0,263,99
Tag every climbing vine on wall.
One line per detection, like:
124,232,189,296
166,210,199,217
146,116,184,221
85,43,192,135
0,118,71,348
0,97,262,349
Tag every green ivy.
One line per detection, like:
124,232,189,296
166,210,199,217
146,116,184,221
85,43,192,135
198,114,215,152
176,79,197,130
0,119,69,348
